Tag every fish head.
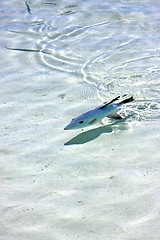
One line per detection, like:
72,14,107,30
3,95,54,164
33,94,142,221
64,112,98,130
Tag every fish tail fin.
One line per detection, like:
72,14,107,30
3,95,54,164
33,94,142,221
119,96,134,105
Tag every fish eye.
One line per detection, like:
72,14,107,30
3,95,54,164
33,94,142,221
79,120,84,124
72,118,75,121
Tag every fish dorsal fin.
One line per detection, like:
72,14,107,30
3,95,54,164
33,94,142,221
100,96,120,109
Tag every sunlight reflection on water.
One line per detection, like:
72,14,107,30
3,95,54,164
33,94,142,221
4,0,159,120
1,0,160,240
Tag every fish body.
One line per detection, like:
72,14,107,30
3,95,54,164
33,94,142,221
64,95,134,130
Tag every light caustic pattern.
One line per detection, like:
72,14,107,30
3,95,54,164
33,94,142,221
37,16,159,121
6,1,160,120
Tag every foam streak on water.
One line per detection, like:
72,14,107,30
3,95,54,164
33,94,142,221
0,0,160,239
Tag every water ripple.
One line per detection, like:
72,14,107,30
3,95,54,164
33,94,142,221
5,1,160,121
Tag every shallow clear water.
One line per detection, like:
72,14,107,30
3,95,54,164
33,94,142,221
0,0,160,239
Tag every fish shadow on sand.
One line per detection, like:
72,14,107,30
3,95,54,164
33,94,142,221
64,117,129,145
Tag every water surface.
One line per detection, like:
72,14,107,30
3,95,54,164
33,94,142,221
0,0,160,239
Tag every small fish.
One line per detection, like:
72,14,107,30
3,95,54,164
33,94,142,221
25,1,31,14
64,95,134,130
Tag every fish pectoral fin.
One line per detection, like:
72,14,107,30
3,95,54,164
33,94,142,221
107,113,122,119
88,118,97,125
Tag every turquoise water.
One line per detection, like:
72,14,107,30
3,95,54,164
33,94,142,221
0,0,160,239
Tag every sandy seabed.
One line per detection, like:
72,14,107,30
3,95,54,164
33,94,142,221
0,0,160,239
